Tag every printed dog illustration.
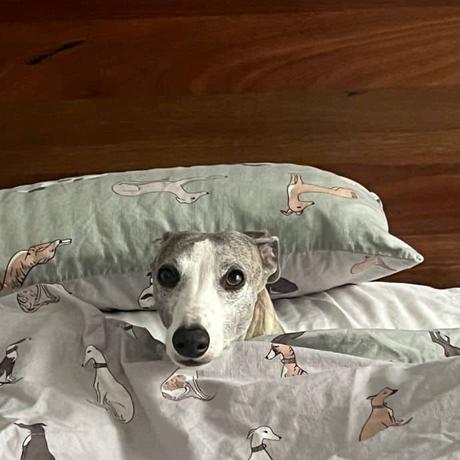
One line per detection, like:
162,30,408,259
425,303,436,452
350,255,394,274
266,332,307,377
160,367,214,401
267,277,298,295
247,426,282,460
1,239,72,291
112,175,227,203
429,331,460,357
15,422,56,460
359,387,413,442
15,173,108,193
82,345,135,423
281,173,357,216
16,284,60,313
0,337,31,385
138,272,155,309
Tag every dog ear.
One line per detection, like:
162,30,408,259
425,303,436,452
247,428,256,439
366,394,377,400
244,232,281,284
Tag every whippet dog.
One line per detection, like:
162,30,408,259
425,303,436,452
0,337,31,385
1,239,72,291
82,345,135,423
265,332,307,377
112,175,227,203
281,173,357,216
359,387,413,442
247,426,282,459
151,231,284,367
15,423,56,460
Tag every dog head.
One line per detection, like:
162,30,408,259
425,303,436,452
151,231,280,367
367,386,398,405
247,426,282,443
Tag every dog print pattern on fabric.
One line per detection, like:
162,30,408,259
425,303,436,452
350,256,395,275
267,277,298,295
247,426,282,460
0,337,31,386
429,331,460,357
82,345,135,423
0,239,72,291
161,367,214,401
14,173,108,193
15,422,56,460
138,272,155,309
281,173,358,216
359,387,413,442
16,284,62,313
112,175,227,204
266,332,307,377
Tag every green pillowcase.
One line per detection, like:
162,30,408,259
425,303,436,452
0,163,423,311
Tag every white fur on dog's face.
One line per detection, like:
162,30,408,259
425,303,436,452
151,231,278,367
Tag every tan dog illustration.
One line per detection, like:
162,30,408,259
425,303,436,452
1,239,72,291
350,255,395,274
429,331,460,357
112,175,227,204
247,425,282,460
265,332,307,377
359,387,413,442
160,367,214,401
82,345,135,423
16,284,61,313
281,173,357,216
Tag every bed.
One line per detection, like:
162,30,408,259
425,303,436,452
2,4,460,457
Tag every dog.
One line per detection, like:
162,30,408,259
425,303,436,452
15,422,56,460
265,332,307,377
429,330,460,357
1,239,72,290
160,367,214,401
0,337,31,385
359,387,413,442
247,426,282,459
151,231,284,367
82,345,135,423
112,175,227,203
281,173,357,216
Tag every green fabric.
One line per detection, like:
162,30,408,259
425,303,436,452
0,163,422,297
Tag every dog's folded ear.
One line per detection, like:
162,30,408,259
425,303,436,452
244,231,281,284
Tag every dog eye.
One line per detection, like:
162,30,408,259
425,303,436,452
223,269,245,290
157,265,180,288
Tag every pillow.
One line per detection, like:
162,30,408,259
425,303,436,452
0,163,423,310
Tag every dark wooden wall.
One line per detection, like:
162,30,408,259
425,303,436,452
1,1,459,287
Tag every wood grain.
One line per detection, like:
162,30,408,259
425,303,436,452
2,8,460,100
0,88,459,287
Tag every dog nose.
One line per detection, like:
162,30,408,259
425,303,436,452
172,326,210,358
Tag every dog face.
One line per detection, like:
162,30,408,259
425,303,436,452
151,231,279,367
247,426,282,443
175,191,208,204
367,387,398,404
265,343,289,360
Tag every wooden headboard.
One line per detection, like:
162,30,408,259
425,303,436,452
1,1,459,288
